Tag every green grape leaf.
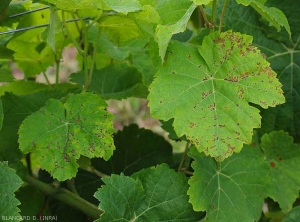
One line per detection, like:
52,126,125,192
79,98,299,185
40,0,104,10
0,99,3,130
18,93,115,181
0,90,72,162
235,0,290,35
261,131,300,213
0,69,15,82
155,1,196,60
41,5,62,51
148,31,285,160
92,124,172,175
0,161,23,218
95,164,203,221
283,206,300,222
188,133,270,222
7,40,54,78
70,64,148,100
103,0,142,14
0,46,14,60
192,0,212,5
220,0,300,141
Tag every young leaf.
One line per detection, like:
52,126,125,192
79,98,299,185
235,0,290,35
155,1,196,60
95,164,203,221
18,93,115,181
92,124,172,175
103,0,142,14
0,69,15,82
0,161,23,218
188,134,270,222
148,31,285,160
261,131,300,213
38,0,104,10
70,64,148,99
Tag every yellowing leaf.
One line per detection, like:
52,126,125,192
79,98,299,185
148,31,285,160
18,93,115,181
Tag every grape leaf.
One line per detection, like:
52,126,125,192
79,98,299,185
0,99,3,130
0,69,14,82
148,31,285,160
155,1,196,60
0,90,72,162
103,0,142,14
283,206,300,222
235,0,290,36
70,64,148,99
219,0,300,141
92,124,172,175
18,93,115,181
95,164,204,221
260,131,300,213
188,133,270,222
192,0,212,5
0,161,23,218
41,5,62,51
39,0,104,10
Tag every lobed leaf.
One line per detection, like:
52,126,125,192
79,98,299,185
0,161,23,218
148,31,285,160
95,164,203,221
235,0,290,35
188,134,270,222
283,206,300,222
18,93,115,181
261,131,300,213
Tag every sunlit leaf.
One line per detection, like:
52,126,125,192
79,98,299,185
103,0,142,14
148,31,285,160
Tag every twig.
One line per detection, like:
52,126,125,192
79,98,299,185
219,0,229,32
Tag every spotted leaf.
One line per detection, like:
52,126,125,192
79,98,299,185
148,31,285,160
18,93,115,181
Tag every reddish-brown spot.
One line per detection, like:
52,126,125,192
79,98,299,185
252,142,256,148
279,157,283,161
270,162,275,167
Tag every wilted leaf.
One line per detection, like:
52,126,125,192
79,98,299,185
18,93,115,181
261,131,300,213
148,31,285,160
188,134,269,222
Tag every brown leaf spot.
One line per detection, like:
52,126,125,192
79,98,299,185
270,162,275,168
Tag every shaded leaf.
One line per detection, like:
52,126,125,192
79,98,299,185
236,0,291,35
103,0,142,14
0,90,72,162
0,161,23,218
0,99,3,130
70,64,148,99
95,164,204,221
0,69,14,82
283,206,300,222
18,93,115,181
148,31,285,160
261,131,300,213
188,133,269,222
92,124,172,175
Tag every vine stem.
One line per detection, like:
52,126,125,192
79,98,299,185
88,25,101,86
42,71,51,87
21,174,102,219
177,141,190,172
219,0,229,32
199,6,212,28
211,0,217,31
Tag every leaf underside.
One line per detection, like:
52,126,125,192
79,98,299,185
148,30,285,161
18,93,115,181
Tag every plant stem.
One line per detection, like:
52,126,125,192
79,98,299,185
211,0,217,31
177,141,190,172
42,71,51,87
219,0,229,32
199,6,212,28
22,174,102,220
88,25,101,86
62,11,84,56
